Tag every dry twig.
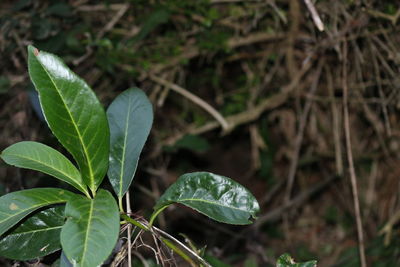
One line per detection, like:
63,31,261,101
342,41,367,267
303,0,325,31
149,74,230,132
284,59,323,201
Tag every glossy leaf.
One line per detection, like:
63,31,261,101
28,45,109,194
0,188,73,236
61,189,119,267
1,141,89,196
107,88,153,199
153,172,260,225
276,253,317,267
0,205,65,260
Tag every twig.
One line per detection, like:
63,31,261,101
251,175,337,229
73,3,129,65
169,59,312,140
132,251,150,267
149,74,230,132
126,191,132,267
122,215,212,266
368,39,392,137
75,3,128,11
303,0,325,31
153,226,211,267
285,60,323,201
148,61,310,163
379,209,400,246
210,0,263,3
96,3,130,40
286,0,300,79
148,32,284,75
342,41,367,267
326,65,343,176
366,8,400,25
11,31,27,64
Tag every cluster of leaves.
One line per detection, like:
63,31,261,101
0,46,260,266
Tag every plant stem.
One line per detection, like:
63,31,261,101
120,214,148,231
148,206,168,227
160,237,197,267
118,197,124,213
121,213,212,267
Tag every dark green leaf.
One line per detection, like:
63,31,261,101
153,172,259,225
0,205,65,260
28,45,110,194
107,88,153,199
61,189,120,266
1,141,89,197
0,188,73,236
276,253,317,267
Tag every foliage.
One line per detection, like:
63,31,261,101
0,46,260,265
276,253,317,267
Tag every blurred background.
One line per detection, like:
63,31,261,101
1,0,400,266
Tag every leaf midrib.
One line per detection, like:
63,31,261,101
172,197,250,212
118,98,132,198
10,225,62,235
80,199,94,264
35,56,95,190
0,199,67,225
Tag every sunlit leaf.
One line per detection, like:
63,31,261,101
107,88,153,199
1,141,88,196
28,45,109,194
153,172,259,225
0,205,65,260
0,188,73,236
61,189,119,266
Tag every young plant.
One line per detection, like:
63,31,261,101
0,46,260,266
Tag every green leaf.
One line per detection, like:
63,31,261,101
276,253,317,267
152,172,260,225
1,141,89,197
107,88,153,199
0,188,73,236
61,189,120,267
0,205,65,260
27,45,109,194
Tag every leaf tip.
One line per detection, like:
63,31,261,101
28,45,40,56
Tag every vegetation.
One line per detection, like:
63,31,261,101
0,46,259,266
0,0,399,266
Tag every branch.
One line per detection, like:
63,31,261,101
342,41,367,267
161,59,312,145
149,74,230,132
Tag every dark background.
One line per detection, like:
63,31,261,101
1,0,400,266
